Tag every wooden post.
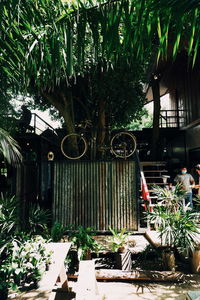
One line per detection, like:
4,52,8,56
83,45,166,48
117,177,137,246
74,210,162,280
151,74,161,160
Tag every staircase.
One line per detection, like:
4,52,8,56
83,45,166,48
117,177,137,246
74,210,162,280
140,161,171,228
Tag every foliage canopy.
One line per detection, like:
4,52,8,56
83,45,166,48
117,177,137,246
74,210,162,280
1,0,200,156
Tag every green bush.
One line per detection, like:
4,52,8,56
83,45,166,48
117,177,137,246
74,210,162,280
6,236,52,289
0,195,52,297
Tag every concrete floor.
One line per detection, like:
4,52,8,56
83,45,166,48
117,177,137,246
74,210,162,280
52,273,200,300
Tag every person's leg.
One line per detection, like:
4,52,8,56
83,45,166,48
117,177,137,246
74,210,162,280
185,192,193,209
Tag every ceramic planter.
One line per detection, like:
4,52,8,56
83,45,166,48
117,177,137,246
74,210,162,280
162,249,176,271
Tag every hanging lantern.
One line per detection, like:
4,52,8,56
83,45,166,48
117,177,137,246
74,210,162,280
47,151,54,161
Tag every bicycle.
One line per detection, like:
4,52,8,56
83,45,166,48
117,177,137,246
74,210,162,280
60,120,137,160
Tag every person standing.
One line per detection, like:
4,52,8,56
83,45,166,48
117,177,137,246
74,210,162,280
193,164,200,196
174,167,195,208
19,105,32,134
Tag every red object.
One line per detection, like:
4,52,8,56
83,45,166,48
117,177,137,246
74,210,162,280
141,172,151,211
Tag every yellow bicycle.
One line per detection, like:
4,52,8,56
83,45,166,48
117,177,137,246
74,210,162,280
61,121,137,160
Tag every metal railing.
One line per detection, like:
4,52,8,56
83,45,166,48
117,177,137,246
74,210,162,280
1,113,58,136
30,113,58,136
159,110,187,128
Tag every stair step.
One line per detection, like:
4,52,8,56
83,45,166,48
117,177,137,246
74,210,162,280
143,170,168,173
147,183,169,185
145,176,166,179
141,161,167,166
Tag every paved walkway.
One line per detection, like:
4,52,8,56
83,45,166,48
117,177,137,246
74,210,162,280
53,274,200,300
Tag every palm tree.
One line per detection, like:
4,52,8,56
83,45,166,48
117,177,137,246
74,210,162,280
0,128,22,165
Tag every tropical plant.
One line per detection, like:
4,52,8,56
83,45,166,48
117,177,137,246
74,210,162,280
107,227,130,253
50,222,68,242
2,0,200,159
28,204,50,237
69,226,101,260
127,109,153,130
1,0,200,84
0,264,11,300
0,128,22,165
0,194,21,257
145,185,200,252
0,194,51,259
6,236,52,289
0,194,52,298
0,0,148,158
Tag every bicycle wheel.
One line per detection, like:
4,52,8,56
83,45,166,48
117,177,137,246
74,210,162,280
61,133,88,159
110,132,137,159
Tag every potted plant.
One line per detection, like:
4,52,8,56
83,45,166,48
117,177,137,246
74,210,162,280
107,227,130,253
69,226,101,260
50,222,68,242
107,227,132,270
188,196,200,273
145,184,200,271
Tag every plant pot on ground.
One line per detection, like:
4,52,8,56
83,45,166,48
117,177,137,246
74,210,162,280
107,227,130,253
107,227,132,270
68,226,102,261
190,245,200,273
162,247,176,271
117,245,127,253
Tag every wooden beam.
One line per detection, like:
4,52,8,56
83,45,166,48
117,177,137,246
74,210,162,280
68,269,184,282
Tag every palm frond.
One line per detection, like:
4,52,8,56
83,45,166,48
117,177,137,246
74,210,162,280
1,0,200,96
0,128,22,165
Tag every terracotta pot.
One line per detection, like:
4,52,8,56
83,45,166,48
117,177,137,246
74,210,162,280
83,249,92,260
117,246,127,253
162,249,176,271
191,249,200,273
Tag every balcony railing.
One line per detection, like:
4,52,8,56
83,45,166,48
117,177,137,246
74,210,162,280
1,113,57,136
159,110,187,128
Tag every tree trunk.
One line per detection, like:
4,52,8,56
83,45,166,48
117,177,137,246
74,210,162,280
41,89,80,157
151,77,161,160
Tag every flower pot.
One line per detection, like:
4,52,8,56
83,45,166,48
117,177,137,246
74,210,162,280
117,246,127,253
115,249,132,270
191,249,200,273
83,249,92,260
162,249,176,271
